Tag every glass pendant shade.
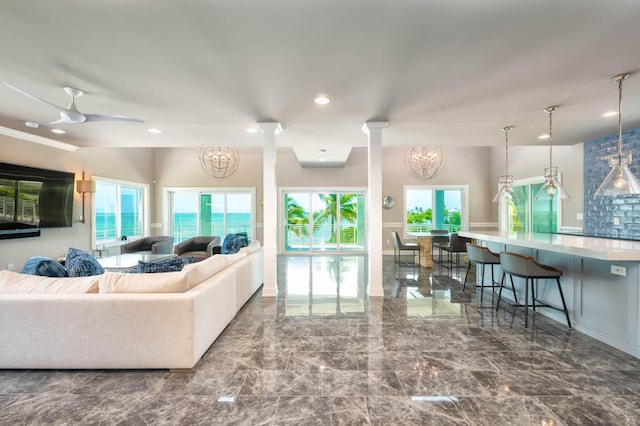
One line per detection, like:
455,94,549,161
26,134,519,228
595,73,640,197
535,167,571,200
493,175,519,202
535,106,570,200
595,152,640,196
493,126,519,203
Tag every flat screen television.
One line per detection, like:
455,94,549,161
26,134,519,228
0,162,75,239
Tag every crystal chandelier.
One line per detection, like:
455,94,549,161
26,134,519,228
595,73,640,196
535,106,570,200
404,146,445,180
493,126,519,202
199,147,239,179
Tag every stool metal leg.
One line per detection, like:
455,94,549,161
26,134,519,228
480,263,485,303
531,279,536,312
463,261,472,291
556,277,572,328
510,275,519,305
496,272,506,311
524,277,529,328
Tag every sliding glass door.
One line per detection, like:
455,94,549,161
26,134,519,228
283,190,365,252
168,189,254,243
499,178,560,233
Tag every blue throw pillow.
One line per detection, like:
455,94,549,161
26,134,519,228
66,248,105,277
221,233,237,254
237,236,249,249
222,233,249,254
21,256,68,277
137,256,193,273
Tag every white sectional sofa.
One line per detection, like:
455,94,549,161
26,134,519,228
0,243,263,370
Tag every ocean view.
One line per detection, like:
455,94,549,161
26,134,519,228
95,212,252,242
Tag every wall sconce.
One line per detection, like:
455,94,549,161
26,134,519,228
76,171,96,224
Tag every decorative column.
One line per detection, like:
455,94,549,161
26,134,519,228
258,122,282,298
362,121,388,297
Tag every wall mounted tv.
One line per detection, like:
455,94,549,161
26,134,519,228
0,162,75,240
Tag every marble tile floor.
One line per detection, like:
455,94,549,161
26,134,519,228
1,255,640,425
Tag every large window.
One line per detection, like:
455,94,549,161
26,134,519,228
93,178,148,246
282,189,366,252
499,177,561,233
404,185,468,234
168,189,254,243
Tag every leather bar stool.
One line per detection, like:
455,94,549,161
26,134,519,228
463,243,501,303
497,251,571,328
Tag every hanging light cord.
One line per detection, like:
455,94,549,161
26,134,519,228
548,108,553,169
617,76,624,164
503,126,511,176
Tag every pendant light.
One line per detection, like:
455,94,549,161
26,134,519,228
535,106,570,200
493,126,519,202
594,73,640,196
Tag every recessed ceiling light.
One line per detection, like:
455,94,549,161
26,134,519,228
320,148,327,153
601,111,618,118
25,121,39,128
314,96,330,105
537,134,550,140
246,127,259,134
50,128,66,134
319,158,326,162
148,128,162,134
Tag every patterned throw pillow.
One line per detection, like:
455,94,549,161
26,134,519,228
21,256,68,277
66,248,105,277
137,256,194,273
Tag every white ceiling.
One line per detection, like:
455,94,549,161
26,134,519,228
1,0,640,164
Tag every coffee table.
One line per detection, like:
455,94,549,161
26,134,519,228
97,253,175,272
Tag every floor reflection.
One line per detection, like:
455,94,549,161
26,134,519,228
278,255,367,316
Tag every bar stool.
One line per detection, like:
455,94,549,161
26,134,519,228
496,251,571,328
463,243,501,303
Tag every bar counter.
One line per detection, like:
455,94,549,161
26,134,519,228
459,230,640,359
458,230,640,261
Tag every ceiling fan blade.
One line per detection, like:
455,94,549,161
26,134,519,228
83,114,143,123
3,81,69,112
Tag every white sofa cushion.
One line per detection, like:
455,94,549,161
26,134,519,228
222,251,247,267
182,254,226,289
239,240,261,255
0,270,99,294
98,270,190,293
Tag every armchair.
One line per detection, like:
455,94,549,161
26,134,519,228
173,236,221,263
120,236,174,255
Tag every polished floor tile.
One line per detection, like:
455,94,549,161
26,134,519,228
1,255,639,425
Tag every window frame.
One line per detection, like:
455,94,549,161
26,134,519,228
279,186,367,254
498,175,564,233
403,184,469,237
92,176,150,248
164,187,256,243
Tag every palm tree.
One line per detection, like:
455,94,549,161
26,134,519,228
313,193,359,243
286,195,309,238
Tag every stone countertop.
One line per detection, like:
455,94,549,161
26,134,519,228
459,230,640,261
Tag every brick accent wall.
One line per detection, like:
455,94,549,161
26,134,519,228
584,128,640,239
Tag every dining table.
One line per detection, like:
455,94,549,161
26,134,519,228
407,232,451,268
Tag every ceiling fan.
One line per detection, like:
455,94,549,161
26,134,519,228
3,82,143,124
